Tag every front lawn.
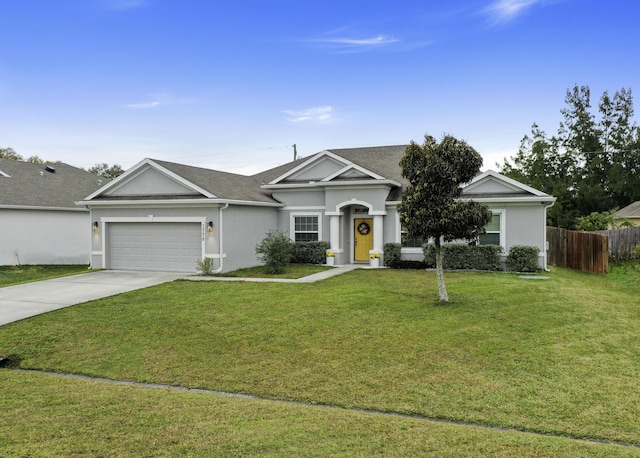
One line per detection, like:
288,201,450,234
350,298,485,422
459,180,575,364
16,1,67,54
214,263,332,279
0,264,90,287
1,265,640,453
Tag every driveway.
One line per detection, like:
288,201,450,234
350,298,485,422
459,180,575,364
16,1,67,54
0,270,184,326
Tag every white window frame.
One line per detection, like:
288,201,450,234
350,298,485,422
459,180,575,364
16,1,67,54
479,209,505,248
290,212,322,242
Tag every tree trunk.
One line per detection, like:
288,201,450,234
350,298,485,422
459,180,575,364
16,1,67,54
434,237,449,302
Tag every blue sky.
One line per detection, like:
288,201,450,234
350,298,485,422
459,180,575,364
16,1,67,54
1,0,638,175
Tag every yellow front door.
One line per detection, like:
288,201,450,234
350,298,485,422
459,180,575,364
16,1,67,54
354,218,373,261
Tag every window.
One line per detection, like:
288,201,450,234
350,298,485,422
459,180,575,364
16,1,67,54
479,213,501,245
401,230,423,247
293,215,319,242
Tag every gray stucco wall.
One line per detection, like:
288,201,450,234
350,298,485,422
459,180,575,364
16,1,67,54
1,209,90,265
222,205,278,272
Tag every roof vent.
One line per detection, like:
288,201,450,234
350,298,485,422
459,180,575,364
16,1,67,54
45,165,56,174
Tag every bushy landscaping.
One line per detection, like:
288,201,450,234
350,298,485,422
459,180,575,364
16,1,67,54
1,264,640,455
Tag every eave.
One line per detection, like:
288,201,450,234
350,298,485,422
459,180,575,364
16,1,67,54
0,205,89,212
261,179,401,190
75,198,283,208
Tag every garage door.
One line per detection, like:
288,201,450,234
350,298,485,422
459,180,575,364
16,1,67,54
108,222,202,272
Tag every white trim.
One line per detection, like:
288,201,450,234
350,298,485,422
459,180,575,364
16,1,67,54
101,216,206,223
0,169,11,178
322,164,385,182
463,196,556,203
77,198,282,208
262,179,401,190
465,170,551,198
279,206,326,211
269,151,346,184
83,158,217,201
479,209,506,248
290,212,323,242
0,205,88,212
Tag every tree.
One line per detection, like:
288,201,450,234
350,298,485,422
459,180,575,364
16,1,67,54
398,134,492,302
0,148,24,161
88,163,125,179
500,85,640,228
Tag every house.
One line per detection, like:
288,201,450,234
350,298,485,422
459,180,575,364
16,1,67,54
0,159,108,265
613,201,640,226
77,145,556,273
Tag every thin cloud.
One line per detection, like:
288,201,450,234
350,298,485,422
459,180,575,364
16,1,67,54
483,0,543,25
283,106,333,124
127,101,160,109
126,93,194,110
310,33,399,53
101,0,149,11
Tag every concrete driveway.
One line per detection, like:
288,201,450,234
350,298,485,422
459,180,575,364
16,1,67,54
0,270,184,326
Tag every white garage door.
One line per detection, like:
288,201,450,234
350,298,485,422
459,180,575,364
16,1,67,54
108,222,202,272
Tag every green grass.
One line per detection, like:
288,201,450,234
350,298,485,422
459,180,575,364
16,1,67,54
215,263,333,278
1,370,635,457
1,265,640,455
0,264,90,287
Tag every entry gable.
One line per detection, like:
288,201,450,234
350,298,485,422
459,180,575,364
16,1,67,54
269,150,387,185
83,158,215,201
463,170,549,198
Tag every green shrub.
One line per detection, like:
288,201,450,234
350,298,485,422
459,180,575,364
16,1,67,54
196,257,215,275
291,241,330,264
255,230,293,274
422,244,503,271
383,243,402,268
506,245,540,272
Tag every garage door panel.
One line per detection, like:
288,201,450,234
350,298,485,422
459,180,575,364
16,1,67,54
108,222,202,272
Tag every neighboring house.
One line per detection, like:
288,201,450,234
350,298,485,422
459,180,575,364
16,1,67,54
77,145,556,273
0,159,108,265
613,201,640,226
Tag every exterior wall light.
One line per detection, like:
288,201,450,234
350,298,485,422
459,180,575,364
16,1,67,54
208,221,214,233
93,221,99,233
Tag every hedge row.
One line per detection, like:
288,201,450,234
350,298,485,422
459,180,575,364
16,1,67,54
290,241,330,264
384,242,540,272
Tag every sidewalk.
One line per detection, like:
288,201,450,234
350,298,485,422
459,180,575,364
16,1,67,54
185,264,362,283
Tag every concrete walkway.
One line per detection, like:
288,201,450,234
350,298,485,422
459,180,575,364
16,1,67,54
0,270,185,326
186,263,362,283
0,265,364,326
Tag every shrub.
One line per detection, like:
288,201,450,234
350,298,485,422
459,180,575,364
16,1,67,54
290,241,330,264
422,244,503,271
196,257,215,275
383,243,402,268
506,245,540,272
255,230,293,274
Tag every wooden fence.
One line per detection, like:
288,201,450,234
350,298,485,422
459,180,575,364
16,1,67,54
547,227,609,273
594,226,640,260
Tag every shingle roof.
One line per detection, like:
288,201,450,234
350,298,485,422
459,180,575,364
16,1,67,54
0,159,108,209
614,201,640,218
151,159,279,203
254,145,408,185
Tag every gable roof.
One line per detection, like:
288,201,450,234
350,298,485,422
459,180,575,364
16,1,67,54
0,158,107,210
83,158,279,205
614,201,640,218
255,145,407,185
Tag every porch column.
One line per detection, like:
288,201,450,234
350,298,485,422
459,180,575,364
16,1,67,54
330,214,340,250
373,215,384,251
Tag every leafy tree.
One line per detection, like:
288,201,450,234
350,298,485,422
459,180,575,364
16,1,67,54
500,85,640,229
88,163,125,179
575,209,633,231
0,148,24,161
255,230,293,274
398,134,492,302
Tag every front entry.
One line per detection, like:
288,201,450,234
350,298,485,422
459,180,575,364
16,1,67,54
354,218,373,261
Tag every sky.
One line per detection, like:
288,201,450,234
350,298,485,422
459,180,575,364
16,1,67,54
1,0,639,175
